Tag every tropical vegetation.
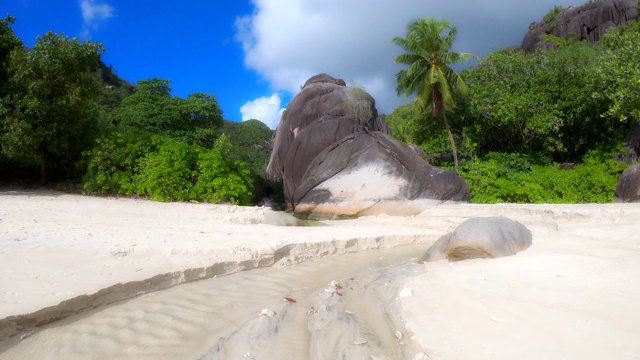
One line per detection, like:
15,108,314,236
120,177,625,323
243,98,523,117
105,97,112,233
0,15,272,205
1,3,639,205
392,18,473,172
389,15,639,203
1,23,104,182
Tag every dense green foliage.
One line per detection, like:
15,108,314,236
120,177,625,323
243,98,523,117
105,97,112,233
215,119,283,204
0,16,265,205
384,103,422,144
389,14,640,204
464,40,617,161
458,151,628,204
82,131,253,205
0,30,103,181
392,18,473,171
87,78,250,204
82,80,255,204
109,78,222,147
595,19,640,121
385,102,472,165
0,16,22,91
216,119,272,176
3,8,638,206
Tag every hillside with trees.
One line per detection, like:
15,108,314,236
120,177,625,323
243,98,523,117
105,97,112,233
388,6,639,203
0,15,273,205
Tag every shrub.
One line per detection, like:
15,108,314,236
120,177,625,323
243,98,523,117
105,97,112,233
542,5,565,23
83,130,253,205
458,151,627,204
133,136,198,201
191,134,253,205
82,130,150,196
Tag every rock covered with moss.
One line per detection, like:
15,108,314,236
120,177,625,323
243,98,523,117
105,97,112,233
521,0,638,53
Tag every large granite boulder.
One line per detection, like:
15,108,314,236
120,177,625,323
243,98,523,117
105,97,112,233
615,165,640,203
419,217,533,262
293,131,469,219
266,74,389,206
521,0,638,53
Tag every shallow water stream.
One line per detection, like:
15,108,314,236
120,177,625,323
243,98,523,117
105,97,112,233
0,245,430,360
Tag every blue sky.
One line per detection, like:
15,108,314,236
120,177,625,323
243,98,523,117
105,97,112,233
3,0,580,129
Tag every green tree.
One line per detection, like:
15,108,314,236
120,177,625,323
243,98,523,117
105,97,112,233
83,131,254,205
464,40,617,161
109,78,173,130
0,15,22,91
595,18,640,122
392,18,473,172
0,31,103,182
384,103,420,144
109,78,223,146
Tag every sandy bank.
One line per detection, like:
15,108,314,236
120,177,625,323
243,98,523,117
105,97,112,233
1,189,640,359
0,189,442,340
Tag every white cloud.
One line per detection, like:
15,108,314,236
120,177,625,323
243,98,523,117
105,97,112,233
240,93,285,130
235,0,579,115
80,0,114,35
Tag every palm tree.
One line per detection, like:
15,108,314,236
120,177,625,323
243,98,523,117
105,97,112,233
392,18,473,172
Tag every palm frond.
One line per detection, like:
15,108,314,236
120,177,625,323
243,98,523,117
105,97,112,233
441,51,473,65
393,17,474,110
391,17,471,172
393,53,424,66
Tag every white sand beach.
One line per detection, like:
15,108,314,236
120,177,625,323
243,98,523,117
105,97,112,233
1,189,639,359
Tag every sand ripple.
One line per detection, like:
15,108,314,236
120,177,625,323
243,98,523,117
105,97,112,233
0,246,429,360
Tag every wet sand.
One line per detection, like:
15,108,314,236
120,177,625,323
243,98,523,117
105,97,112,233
1,189,640,359
0,245,429,359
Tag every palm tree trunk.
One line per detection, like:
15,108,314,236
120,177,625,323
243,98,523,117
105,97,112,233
432,87,459,172
442,111,459,172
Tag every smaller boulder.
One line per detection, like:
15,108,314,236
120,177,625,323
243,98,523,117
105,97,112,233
419,217,533,263
614,165,640,203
